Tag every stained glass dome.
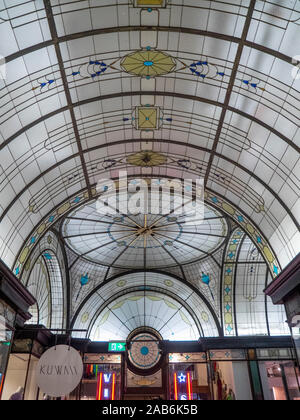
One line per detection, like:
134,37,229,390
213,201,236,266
62,196,227,269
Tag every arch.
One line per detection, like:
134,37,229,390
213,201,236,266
87,288,203,341
71,270,222,339
5,26,293,67
13,180,280,282
20,230,67,329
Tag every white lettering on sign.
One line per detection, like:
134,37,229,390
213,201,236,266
104,373,111,383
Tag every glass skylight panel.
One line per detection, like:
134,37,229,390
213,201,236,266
88,291,201,342
26,256,51,328
179,0,248,38
71,270,220,340
248,0,300,57
267,295,290,336
235,263,269,336
0,0,51,57
238,237,264,262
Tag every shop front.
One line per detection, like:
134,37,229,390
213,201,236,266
79,353,123,400
0,301,15,398
0,261,35,400
168,348,300,401
1,328,300,400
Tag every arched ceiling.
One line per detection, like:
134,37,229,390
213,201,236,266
0,0,299,274
71,271,220,340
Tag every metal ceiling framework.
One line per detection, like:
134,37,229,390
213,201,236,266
0,0,299,337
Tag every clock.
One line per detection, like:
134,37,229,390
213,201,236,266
128,333,162,371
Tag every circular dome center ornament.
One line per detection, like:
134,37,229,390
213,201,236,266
62,192,227,270
141,346,149,356
128,333,161,371
121,50,176,78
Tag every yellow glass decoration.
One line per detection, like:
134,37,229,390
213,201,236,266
127,151,167,167
137,107,158,129
137,0,163,5
121,50,176,78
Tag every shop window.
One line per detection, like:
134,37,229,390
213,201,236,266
78,355,122,401
0,300,15,400
210,360,252,400
169,354,210,401
259,361,300,400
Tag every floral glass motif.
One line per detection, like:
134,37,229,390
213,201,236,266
121,50,176,78
127,151,167,167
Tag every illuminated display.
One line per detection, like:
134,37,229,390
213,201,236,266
96,371,116,400
83,364,120,401
173,371,193,401
104,373,111,383
178,373,186,383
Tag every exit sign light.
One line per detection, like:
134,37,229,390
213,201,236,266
108,342,126,352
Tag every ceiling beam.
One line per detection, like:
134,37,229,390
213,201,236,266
2,137,298,233
2,91,298,154
5,26,293,66
204,0,256,187
43,0,91,199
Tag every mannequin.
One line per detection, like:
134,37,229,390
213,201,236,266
9,386,24,400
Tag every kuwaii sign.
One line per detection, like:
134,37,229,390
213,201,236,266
108,342,126,352
36,345,83,397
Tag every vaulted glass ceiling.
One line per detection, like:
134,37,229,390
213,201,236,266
0,1,299,340
0,0,299,275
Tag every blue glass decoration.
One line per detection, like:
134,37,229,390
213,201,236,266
80,274,89,286
76,274,89,301
201,272,214,301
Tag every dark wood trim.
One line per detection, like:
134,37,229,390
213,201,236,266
0,259,35,326
264,253,300,304
84,335,293,354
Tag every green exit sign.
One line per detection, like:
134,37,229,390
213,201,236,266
108,342,126,352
